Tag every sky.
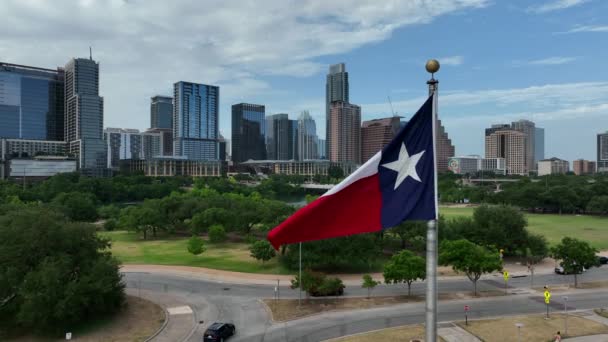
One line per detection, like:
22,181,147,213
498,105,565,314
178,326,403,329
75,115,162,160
1,0,608,161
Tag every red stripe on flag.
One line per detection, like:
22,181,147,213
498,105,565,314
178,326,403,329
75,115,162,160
267,174,382,249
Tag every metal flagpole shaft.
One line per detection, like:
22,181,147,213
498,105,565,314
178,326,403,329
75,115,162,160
299,242,302,307
425,59,440,342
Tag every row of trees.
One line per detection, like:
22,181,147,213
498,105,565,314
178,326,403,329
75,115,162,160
439,173,608,215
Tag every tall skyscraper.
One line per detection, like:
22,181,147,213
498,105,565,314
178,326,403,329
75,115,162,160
485,128,526,175
65,57,107,175
326,63,349,154
173,82,219,160
266,113,292,160
436,119,455,173
598,132,608,173
511,119,536,171
361,117,401,163
328,101,361,164
232,103,266,162
150,95,173,129
535,127,545,164
297,111,318,160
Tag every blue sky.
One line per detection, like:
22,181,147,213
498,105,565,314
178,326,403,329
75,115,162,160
2,0,607,161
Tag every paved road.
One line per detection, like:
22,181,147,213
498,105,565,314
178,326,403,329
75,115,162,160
123,265,608,342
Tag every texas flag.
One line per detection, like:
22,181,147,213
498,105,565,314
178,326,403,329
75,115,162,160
267,95,437,249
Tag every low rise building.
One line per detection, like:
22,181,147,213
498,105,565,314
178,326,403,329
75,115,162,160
2,157,76,180
239,159,358,177
448,155,506,175
573,159,596,175
538,157,569,176
120,157,221,177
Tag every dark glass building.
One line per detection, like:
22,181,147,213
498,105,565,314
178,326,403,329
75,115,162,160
266,113,292,160
173,82,219,160
150,95,173,129
232,103,266,163
0,62,65,141
65,57,108,176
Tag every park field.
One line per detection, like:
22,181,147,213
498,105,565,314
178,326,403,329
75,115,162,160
99,230,292,275
441,207,608,250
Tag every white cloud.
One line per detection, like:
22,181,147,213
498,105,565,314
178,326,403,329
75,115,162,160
0,0,488,133
529,0,591,13
526,56,578,65
566,25,608,33
438,55,464,66
362,81,608,119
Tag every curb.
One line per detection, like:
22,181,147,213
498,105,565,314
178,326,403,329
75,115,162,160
182,305,199,342
144,305,169,342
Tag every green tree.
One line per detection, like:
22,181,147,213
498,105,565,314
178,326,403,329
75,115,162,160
327,166,344,180
521,233,549,287
187,236,205,255
52,191,98,221
439,239,503,295
551,237,598,287
103,218,118,231
383,250,426,296
472,205,528,255
391,221,426,249
587,196,608,215
249,240,276,264
0,206,124,335
190,207,231,234
97,204,120,220
362,274,380,299
208,224,227,243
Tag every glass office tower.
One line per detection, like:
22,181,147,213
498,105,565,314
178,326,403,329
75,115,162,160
231,103,266,163
0,62,65,141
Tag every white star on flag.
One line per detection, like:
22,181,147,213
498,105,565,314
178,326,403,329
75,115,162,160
381,143,425,190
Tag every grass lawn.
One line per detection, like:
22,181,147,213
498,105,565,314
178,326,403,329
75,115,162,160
330,324,444,342
458,313,608,342
100,230,293,275
441,207,608,250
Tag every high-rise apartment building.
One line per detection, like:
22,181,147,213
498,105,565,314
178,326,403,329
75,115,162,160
232,103,266,163
436,119,455,173
573,159,596,175
538,157,569,176
64,57,108,175
361,117,401,163
0,62,65,142
534,127,545,165
173,82,219,160
266,113,294,160
511,119,536,171
104,127,166,168
485,128,526,175
326,63,349,154
151,95,173,129
598,132,608,173
328,101,361,164
297,111,318,161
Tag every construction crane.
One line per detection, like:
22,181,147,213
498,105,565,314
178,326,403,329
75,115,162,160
387,96,397,117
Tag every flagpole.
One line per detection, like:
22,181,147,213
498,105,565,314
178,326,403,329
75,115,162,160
425,59,440,342
299,241,302,307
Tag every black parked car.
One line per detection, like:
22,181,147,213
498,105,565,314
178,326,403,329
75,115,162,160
598,256,608,265
203,323,236,342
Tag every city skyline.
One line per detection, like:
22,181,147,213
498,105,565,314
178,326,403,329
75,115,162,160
2,0,608,161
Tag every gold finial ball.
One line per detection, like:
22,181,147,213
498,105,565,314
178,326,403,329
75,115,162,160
425,59,440,74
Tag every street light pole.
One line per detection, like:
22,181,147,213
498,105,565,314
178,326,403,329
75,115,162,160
564,296,569,335
425,59,440,342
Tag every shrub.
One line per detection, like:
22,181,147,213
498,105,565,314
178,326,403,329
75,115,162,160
187,236,205,255
208,224,227,243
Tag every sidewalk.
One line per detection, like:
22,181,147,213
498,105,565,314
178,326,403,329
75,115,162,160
121,261,554,286
126,288,197,342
